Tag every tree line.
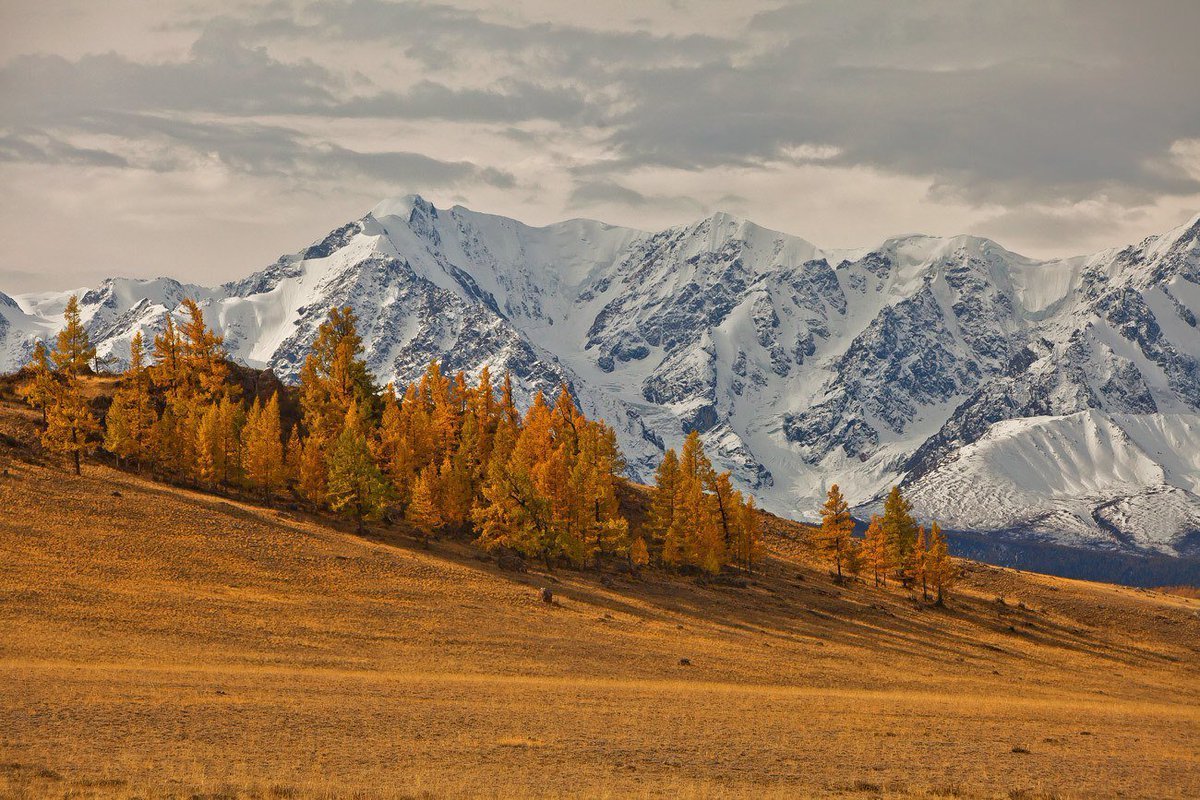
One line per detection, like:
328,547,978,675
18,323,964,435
816,483,957,604
19,298,763,573
20,296,957,599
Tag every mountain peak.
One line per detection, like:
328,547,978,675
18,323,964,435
370,194,437,221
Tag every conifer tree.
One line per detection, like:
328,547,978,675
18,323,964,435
648,448,681,563
179,299,234,403
298,432,328,506
733,492,762,572
928,522,956,605
152,313,183,393
195,403,222,487
284,426,303,483
818,483,855,581
407,465,443,541
674,431,724,573
104,332,156,469
52,295,96,375
630,535,650,573
22,341,58,423
914,525,929,600
43,375,100,475
861,515,889,587
243,393,285,502
881,486,919,585
300,306,375,446
706,469,738,553
326,403,390,533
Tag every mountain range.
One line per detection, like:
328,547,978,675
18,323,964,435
3,195,1199,557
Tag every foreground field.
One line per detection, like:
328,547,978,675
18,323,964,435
2,420,1199,797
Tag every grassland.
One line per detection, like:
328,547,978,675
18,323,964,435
1,401,1199,799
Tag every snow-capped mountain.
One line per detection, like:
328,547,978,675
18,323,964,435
3,196,1200,556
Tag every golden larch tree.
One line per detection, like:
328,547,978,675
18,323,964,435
52,295,96,375
43,375,100,475
818,483,856,581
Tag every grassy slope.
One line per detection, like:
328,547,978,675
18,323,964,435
1,402,1199,799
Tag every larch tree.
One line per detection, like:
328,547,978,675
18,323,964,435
818,483,856,581
914,525,929,600
51,295,96,375
242,393,285,502
104,332,156,469
733,492,762,573
300,306,375,446
648,448,682,564
407,465,443,541
881,486,919,586
21,341,58,423
928,522,956,605
861,515,889,587
179,299,233,403
43,375,100,475
284,425,303,484
298,307,376,503
326,402,390,533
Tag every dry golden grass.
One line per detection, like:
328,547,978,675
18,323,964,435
1,402,1199,798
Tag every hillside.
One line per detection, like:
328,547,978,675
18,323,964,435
2,402,1199,798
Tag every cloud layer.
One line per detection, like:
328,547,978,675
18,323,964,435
2,0,1199,291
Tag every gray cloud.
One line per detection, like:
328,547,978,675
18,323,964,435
1,0,1199,290
569,179,704,216
601,0,1200,204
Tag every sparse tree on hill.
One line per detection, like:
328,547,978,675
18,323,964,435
52,295,96,375
818,483,856,581
861,515,889,587
928,522,956,605
881,486,919,586
21,341,57,423
733,493,762,572
914,525,929,600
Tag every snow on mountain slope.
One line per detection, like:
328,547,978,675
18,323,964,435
3,198,1200,555
905,411,1200,554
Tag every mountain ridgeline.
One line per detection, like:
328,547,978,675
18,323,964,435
3,196,1200,558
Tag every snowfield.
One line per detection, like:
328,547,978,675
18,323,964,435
3,196,1200,555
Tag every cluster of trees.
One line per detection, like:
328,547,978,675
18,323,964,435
20,298,763,575
21,296,954,595
816,484,956,603
646,432,762,574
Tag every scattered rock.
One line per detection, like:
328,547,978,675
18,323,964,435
1011,745,1030,754
539,587,553,604
497,550,527,573
678,658,691,666
111,490,122,498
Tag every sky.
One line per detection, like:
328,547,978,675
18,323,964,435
2,0,1199,292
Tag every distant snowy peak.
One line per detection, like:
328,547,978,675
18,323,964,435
3,197,1200,556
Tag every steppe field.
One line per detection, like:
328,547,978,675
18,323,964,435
1,404,1199,799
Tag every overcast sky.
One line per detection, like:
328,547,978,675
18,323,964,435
2,0,1199,292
